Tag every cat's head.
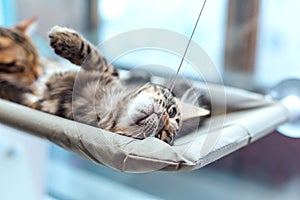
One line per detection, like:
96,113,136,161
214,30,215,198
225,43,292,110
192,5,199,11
0,18,41,87
114,83,181,144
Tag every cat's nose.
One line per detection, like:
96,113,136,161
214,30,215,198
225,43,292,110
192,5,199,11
157,113,168,130
161,113,169,126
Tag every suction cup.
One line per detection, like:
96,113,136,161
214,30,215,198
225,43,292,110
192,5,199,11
268,79,300,138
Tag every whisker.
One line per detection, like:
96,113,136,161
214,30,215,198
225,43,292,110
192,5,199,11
154,1,207,139
169,0,207,92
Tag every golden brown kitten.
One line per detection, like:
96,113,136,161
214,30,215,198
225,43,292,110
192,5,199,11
0,18,41,104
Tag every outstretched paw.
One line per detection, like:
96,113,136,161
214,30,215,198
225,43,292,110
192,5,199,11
49,26,84,65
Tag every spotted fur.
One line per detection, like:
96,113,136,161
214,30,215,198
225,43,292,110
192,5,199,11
35,26,181,144
0,18,41,104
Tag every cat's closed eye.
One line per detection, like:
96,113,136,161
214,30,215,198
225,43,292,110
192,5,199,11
136,113,150,124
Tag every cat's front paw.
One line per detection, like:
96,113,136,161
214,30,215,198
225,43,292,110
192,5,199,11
49,26,83,65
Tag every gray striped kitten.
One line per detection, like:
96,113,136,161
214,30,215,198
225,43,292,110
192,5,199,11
35,26,181,144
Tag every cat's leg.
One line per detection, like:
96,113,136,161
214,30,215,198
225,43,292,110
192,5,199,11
49,26,118,77
29,71,75,119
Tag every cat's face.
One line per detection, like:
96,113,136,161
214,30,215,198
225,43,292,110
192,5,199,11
116,84,181,144
0,19,41,87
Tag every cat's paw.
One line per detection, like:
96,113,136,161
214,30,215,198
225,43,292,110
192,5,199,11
48,26,83,65
49,26,77,36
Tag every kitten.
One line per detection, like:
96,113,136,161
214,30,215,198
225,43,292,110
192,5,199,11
0,18,41,104
35,26,181,144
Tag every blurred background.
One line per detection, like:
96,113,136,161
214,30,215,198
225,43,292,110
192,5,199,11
0,0,300,199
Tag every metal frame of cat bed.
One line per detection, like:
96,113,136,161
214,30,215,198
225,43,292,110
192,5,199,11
0,83,289,172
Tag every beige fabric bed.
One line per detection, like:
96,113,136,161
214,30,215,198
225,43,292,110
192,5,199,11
0,84,289,172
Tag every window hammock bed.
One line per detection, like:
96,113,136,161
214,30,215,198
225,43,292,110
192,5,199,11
0,82,289,172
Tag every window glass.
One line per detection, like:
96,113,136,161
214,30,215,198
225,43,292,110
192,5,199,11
98,0,227,78
255,0,300,87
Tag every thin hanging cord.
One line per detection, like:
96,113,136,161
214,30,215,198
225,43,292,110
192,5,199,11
170,0,207,91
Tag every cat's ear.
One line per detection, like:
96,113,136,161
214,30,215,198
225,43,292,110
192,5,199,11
180,87,210,121
180,102,210,121
14,17,38,33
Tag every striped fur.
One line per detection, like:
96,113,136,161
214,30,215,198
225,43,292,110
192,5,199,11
0,18,41,105
49,26,118,76
36,26,181,144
